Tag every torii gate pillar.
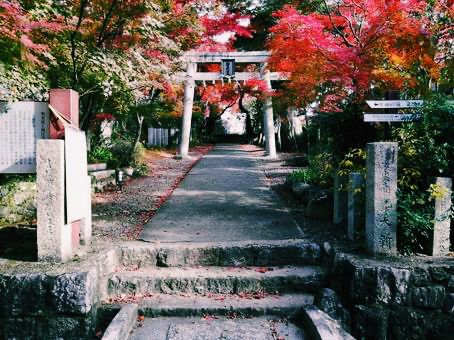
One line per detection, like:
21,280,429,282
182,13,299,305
178,62,196,157
261,65,277,158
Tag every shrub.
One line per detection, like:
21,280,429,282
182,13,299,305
133,142,146,166
132,163,149,178
289,168,315,184
337,148,367,177
88,145,113,164
109,139,134,168
131,143,149,178
307,151,334,189
288,151,334,188
393,95,454,254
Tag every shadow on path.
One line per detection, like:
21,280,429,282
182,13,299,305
140,144,303,242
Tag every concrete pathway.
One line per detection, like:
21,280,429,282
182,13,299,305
140,144,303,242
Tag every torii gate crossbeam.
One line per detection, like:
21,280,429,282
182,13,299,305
178,51,286,158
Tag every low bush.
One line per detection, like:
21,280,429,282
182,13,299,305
289,168,314,184
394,95,454,254
88,145,113,164
108,139,134,168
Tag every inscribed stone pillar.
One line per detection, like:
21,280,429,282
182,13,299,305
37,140,72,262
348,172,365,240
433,177,452,256
260,65,277,158
333,171,349,225
178,63,196,157
365,142,398,255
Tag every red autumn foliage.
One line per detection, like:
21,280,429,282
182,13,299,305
268,1,439,110
0,0,64,64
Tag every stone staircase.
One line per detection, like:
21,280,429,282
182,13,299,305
99,239,357,339
88,163,116,192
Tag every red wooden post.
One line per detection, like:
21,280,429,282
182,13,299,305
49,89,79,139
49,89,81,252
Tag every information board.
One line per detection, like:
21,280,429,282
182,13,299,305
0,101,49,173
65,124,88,223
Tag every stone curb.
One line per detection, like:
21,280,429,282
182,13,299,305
300,305,355,340
88,163,107,172
102,303,138,340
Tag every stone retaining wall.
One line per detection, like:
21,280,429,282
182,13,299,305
0,247,117,339
322,243,454,339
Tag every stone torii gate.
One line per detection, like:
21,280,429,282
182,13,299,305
178,51,286,158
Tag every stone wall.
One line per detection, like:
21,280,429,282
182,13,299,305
0,247,118,339
0,179,36,225
322,243,454,339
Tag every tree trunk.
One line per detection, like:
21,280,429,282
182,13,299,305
135,114,145,147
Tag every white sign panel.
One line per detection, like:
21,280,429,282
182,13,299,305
65,125,89,223
364,113,421,122
0,101,49,173
366,100,424,109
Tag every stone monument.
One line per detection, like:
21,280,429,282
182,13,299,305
365,142,398,255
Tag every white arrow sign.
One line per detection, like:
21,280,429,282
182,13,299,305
364,113,421,122
366,100,424,109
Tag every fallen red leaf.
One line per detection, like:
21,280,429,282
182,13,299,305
255,267,274,273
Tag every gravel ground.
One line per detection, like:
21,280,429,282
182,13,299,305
92,145,213,241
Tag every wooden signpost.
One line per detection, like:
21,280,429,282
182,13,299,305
363,113,420,122
366,100,423,109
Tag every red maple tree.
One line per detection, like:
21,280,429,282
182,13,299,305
267,1,440,110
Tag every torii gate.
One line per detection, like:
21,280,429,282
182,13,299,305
178,51,286,158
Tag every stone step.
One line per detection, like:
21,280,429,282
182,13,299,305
102,292,314,319
89,169,116,192
129,316,306,340
90,169,116,181
118,239,322,268
108,266,325,296
88,163,107,172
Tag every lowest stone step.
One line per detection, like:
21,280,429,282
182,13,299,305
108,266,325,296
129,316,306,340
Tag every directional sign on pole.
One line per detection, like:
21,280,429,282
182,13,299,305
364,113,421,122
366,100,424,109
